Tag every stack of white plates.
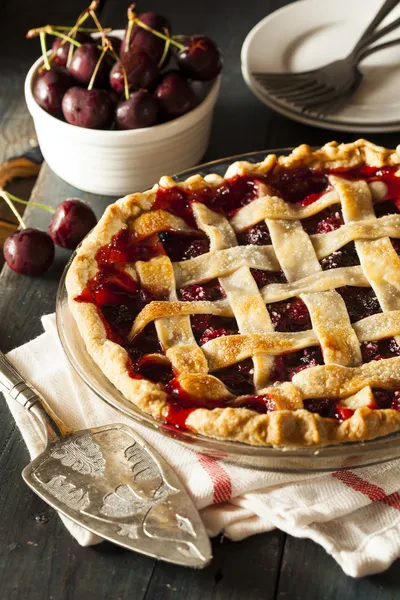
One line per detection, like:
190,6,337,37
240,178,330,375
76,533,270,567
241,0,400,133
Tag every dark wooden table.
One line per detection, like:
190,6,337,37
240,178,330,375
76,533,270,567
1,1,400,598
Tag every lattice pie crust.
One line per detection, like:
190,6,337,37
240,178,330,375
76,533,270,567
66,139,400,447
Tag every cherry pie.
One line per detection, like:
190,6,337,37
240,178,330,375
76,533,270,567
66,139,400,447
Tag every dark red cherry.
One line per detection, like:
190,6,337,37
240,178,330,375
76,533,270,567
51,31,93,67
115,90,158,130
177,35,222,81
110,52,159,94
121,12,171,65
4,228,54,276
62,87,112,129
33,66,75,115
48,198,97,249
154,72,197,120
69,43,111,87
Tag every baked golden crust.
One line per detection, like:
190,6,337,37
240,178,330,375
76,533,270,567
66,139,400,447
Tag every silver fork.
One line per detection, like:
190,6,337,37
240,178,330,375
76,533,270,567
252,0,400,111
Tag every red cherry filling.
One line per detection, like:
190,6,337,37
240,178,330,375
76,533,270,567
374,199,400,218
158,231,209,261
268,166,330,205
320,243,360,270
213,359,254,396
360,338,400,362
272,347,323,381
190,315,238,343
337,286,381,322
366,389,400,411
154,175,264,225
268,298,311,332
96,228,163,265
302,207,343,235
179,280,226,301
251,269,287,288
239,222,271,246
133,355,174,384
200,327,235,345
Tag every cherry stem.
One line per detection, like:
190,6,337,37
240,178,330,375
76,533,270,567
89,9,106,39
124,18,134,52
53,25,111,33
158,30,171,68
66,11,91,67
126,4,183,51
3,191,55,214
0,190,27,229
39,31,51,70
48,29,82,48
87,45,107,90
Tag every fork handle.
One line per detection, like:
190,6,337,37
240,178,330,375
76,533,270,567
0,350,72,442
358,36,400,60
357,14,400,54
353,0,400,53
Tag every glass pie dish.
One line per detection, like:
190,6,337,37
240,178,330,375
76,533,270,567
56,148,400,472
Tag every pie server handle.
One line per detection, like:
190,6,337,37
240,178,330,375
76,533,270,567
0,350,72,443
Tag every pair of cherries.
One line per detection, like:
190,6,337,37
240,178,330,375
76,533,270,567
3,197,97,276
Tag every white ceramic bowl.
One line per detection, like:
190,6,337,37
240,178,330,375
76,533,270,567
24,32,220,196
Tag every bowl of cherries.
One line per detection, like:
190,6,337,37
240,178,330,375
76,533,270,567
24,2,222,196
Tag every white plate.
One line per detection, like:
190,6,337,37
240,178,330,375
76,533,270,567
241,0,400,132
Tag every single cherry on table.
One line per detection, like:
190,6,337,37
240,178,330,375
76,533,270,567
4,228,55,276
48,199,98,249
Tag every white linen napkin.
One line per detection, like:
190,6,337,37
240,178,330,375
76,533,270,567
4,314,400,578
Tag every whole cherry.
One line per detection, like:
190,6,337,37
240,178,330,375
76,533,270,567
154,72,197,120
33,66,75,115
4,228,55,276
62,87,113,129
177,35,222,81
121,11,171,65
110,52,159,94
115,90,158,130
69,43,111,87
48,198,98,249
51,31,93,67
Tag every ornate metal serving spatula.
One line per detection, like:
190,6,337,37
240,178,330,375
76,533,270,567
0,351,212,568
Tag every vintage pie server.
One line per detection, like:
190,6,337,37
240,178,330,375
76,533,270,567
0,351,212,568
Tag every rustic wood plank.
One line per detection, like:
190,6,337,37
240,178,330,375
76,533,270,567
275,536,400,600
143,532,284,600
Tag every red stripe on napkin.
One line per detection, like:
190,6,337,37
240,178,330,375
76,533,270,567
332,470,400,509
196,453,232,504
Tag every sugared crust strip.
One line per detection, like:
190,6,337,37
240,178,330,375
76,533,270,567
230,190,340,230
173,244,279,288
136,255,208,374
311,214,400,258
131,309,400,367
334,176,400,325
261,266,368,303
192,201,275,391
266,210,362,367
293,357,400,398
